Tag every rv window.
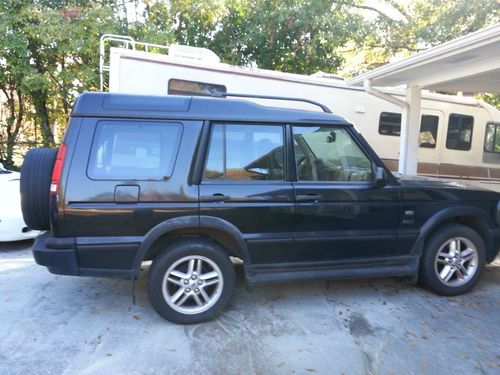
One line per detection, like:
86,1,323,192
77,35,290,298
203,123,285,181
379,112,439,148
446,114,474,151
419,115,439,148
484,123,500,153
378,112,401,136
168,79,226,96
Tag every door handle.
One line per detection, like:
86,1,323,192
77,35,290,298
201,193,231,202
296,193,322,202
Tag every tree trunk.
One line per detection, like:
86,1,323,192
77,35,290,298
4,133,16,169
32,93,55,147
1,89,16,169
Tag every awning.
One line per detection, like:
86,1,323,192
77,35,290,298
348,24,500,93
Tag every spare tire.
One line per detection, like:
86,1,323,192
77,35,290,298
20,148,58,231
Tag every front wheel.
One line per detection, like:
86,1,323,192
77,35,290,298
148,239,236,324
419,224,486,296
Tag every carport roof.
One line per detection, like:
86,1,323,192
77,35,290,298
348,24,500,93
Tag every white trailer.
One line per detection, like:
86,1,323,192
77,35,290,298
101,35,500,182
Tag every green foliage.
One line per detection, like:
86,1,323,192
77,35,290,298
477,93,500,110
344,0,500,74
209,0,363,74
0,0,121,153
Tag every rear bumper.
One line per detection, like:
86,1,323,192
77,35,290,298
33,234,80,275
33,234,133,278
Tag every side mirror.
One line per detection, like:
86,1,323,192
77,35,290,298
375,166,386,185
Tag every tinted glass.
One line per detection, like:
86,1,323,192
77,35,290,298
484,123,500,153
419,115,439,148
204,124,285,181
378,112,401,136
88,122,182,180
204,125,225,179
379,112,439,149
446,114,474,151
293,126,373,182
168,79,226,96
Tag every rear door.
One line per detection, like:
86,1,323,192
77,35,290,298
199,122,295,265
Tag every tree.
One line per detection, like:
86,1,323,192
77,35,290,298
135,0,367,74
0,0,120,164
341,0,500,75
210,0,364,74
0,78,25,170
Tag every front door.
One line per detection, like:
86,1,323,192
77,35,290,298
291,124,400,262
199,122,294,265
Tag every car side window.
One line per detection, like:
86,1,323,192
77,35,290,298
204,123,285,181
88,121,182,180
293,125,373,182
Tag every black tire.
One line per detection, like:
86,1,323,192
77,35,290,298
419,224,486,296
148,239,236,324
20,148,58,230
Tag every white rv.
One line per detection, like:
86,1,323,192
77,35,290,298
101,35,500,182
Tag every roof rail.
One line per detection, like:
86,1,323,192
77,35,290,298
211,92,332,113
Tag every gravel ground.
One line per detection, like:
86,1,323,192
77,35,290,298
1,240,499,375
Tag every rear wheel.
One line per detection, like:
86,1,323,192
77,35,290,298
20,148,58,230
419,224,485,296
148,239,235,324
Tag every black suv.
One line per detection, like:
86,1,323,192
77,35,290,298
21,92,500,324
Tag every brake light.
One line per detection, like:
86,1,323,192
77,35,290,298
50,144,67,194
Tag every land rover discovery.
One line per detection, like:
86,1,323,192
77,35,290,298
20,92,500,324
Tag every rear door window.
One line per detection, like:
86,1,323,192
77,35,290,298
203,123,285,181
88,121,182,180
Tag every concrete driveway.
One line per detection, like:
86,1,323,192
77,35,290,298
1,241,499,375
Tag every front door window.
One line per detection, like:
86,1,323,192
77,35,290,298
293,126,373,182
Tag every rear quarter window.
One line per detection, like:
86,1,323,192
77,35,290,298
87,121,182,180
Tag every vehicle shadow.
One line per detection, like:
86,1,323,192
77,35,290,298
92,258,500,317
0,239,34,252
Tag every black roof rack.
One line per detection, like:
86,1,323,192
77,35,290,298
211,92,332,113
